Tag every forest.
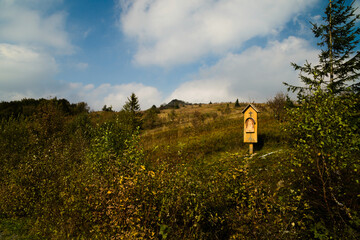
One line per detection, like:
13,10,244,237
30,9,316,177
1,0,360,239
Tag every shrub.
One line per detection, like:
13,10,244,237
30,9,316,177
284,89,360,238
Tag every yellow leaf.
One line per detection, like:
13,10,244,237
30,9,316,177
148,171,155,177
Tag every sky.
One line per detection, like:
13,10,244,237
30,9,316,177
0,0,341,110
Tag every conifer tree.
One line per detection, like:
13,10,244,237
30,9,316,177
286,0,360,96
234,99,240,108
123,93,141,130
123,93,140,113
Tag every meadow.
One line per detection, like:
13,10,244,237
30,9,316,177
0,96,359,239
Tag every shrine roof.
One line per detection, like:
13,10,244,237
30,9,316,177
241,104,260,113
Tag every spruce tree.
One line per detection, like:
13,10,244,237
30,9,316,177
286,0,360,96
123,93,140,113
123,93,141,130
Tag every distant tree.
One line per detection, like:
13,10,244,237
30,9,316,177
234,99,240,108
0,98,90,120
72,102,90,114
286,0,360,96
267,92,287,121
142,105,160,129
123,93,140,113
123,93,141,130
102,105,113,112
150,105,160,113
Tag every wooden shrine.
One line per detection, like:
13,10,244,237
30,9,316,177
242,104,259,154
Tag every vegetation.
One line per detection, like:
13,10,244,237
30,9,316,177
266,92,294,121
123,93,142,130
161,99,189,110
234,99,240,108
102,104,113,112
0,98,89,120
286,0,360,95
282,1,360,238
0,92,359,239
284,90,360,238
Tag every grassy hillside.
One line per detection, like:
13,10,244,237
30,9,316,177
135,102,297,239
0,99,358,239
141,102,282,162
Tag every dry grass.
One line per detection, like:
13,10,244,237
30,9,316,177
140,102,281,164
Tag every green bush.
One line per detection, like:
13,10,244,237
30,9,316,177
284,90,360,238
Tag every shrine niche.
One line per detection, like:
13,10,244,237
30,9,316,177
242,104,259,149
245,117,255,133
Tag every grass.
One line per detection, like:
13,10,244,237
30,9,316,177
141,102,283,164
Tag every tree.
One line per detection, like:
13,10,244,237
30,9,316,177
286,0,360,96
123,93,140,113
102,105,113,112
234,99,240,108
122,93,141,130
283,1,360,236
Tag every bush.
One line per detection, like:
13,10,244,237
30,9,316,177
284,89,360,238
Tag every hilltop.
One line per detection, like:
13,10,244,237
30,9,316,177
160,99,189,109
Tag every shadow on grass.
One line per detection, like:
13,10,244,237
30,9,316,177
254,134,265,152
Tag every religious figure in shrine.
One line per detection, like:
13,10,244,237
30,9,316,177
245,118,255,133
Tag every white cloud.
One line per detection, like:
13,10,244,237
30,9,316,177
0,63,162,110
0,0,73,54
0,0,75,100
0,44,58,93
65,82,163,110
167,36,319,103
119,0,317,67
0,0,72,103
0,0,77,104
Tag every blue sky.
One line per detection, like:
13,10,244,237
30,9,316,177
0,0,342,110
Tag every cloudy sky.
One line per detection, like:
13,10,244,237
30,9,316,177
0,0,330,110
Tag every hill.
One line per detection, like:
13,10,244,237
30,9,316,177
1,98,359,239
160,99,190,109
